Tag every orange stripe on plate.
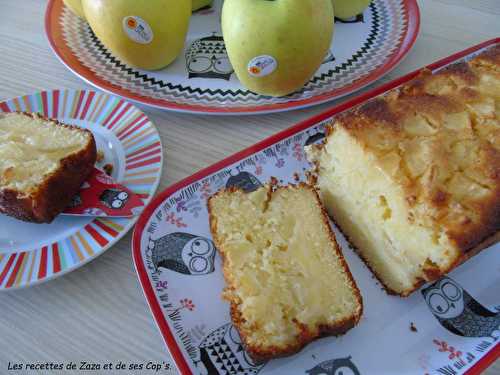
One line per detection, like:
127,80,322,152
102,100,124,127
125,141,161,158
123,132,157,152
126,156,162,171
92,94,108,123
73,91,86,118
0,254,17,286
118,116,149,140
94,220,119,237
125,168,160,178
122,127,154,146
26,252,36,284
5,252,26,288
22,95,32,112
99,218,124,232
14,252,29,287
123,177,157,185
70,237,84,261
107,102,132,129
69,92,79,119
85,224,108,247
76,232,94,257
12,97,21,112
88,93,103,122
126,148,161,164
115,113,145,137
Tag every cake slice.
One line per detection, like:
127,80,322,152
0,112,96,223
207,182,362,362
306,45,500,296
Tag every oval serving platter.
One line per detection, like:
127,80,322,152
132,40,500,375
0,90,162,289
45,0,419,115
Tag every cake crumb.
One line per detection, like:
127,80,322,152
2,167,14,183
96,150,105,163
293,172,300,182
103,164,113,176
410,322,418,332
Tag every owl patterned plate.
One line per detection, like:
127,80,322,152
45,0,419,115
0,90,162,290
133,40,500,375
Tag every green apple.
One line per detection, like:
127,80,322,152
192,0,212,12
63,0,86,19
222,0,334,97
332,0,371,20
82,0,191,70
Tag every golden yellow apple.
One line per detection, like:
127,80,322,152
82,0,191,70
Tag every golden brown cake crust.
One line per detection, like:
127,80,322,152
0,112,96,223
308,45,500,296
207,182,363,362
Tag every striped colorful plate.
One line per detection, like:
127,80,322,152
0,90,163,290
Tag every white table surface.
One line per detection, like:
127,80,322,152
0,0,499,374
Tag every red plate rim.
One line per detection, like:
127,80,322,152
45,0,420,115
132,38,500,375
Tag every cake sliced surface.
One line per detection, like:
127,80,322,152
0,112,96,222
306,45,500,296
208,183,362,361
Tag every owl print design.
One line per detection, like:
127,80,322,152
148,232,216,275
306,356,361,375
99,189,129,209
304,129,326,146
226,172,263,193
68,193,82,208
195,323,264,375
422,276,500,340
322,50,335,65
335,14,365,24
185,34,234,80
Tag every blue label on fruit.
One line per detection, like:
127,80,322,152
122,16,154,45
247,55,277,77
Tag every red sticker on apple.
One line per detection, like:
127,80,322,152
247,55,277,77
122,16,154,44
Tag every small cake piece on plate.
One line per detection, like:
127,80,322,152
0,112,96,223
207,182,362,362
306,45,500,296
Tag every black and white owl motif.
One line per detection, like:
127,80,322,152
185,34,234,80
68,193,82,208
148,232,216,275
99,189,129,209
335,14,365,24
322,50,335,65
304,129,326,146
422,276,500,340
196,323,264,375
226,172,263,193
306,356,361,375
